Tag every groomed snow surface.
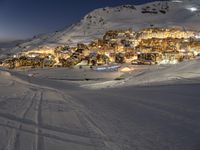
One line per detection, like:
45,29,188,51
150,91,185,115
1,0,200,149
0,57,200,150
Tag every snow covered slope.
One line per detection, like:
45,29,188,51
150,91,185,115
1,64,200,150
80,58,200,89
9,0,200,54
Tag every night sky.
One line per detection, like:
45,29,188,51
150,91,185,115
0,0,157,42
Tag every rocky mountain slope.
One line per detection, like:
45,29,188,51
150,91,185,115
8,0,200,55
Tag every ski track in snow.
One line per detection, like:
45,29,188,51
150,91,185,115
0,75,122,150
1,55,200,149
0,66,200,150
1,0,200,147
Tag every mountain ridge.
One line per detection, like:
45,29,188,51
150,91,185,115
7,0,200,55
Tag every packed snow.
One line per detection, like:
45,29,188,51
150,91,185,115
0,56,200,149
1,1,200,149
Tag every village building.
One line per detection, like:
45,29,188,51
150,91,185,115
2,27,200,69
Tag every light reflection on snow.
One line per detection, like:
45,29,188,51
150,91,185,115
186,6,198,12
172,0,183,3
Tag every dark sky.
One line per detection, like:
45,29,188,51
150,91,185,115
0,0,157,42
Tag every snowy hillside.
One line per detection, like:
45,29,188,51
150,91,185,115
9,0,200,54
1,1,200,149
1,61,200,150
77,58,200,89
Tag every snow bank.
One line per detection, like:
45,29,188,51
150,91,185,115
81,58,200,89
0,70,11,77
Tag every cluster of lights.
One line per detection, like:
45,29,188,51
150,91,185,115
94,65,120,71
171,0,199,12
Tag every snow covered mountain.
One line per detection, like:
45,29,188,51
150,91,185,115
10,0,200,54
1,2,200,149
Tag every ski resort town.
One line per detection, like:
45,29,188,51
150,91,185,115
1,27,200,69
